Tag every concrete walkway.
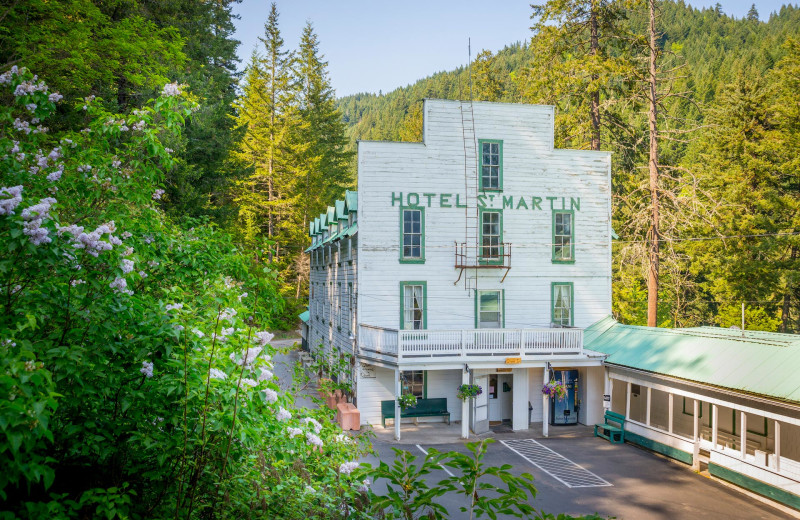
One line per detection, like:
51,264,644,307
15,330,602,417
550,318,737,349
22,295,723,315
270,337,319,410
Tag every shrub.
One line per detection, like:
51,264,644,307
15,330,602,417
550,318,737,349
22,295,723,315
0,67,371,519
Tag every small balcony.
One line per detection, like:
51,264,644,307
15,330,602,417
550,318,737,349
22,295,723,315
454,242,511,269
358,324,583,364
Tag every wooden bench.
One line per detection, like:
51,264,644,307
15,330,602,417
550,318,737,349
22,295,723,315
594,411,626,444
381,398,450,427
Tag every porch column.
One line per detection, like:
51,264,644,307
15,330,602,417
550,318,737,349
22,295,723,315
775,421,781,472
512,368,529,431
692,399,700,471
394,368,401,441
461,369,470,439
646,387,652,426
625,382,631,419
740,411,747,459
668,393,674,433
712,404,719,449
542,367,549,438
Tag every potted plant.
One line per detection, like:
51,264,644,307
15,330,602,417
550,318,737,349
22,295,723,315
542,380,568,401
456,384,483,401
398,393,418,410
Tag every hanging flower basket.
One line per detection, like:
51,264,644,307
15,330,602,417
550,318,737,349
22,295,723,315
456,384,483,401
542,380,568,401
398,393,418,410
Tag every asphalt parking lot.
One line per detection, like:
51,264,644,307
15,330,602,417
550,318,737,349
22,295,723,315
364,434,795,519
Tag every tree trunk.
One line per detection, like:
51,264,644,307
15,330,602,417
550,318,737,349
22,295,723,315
590,0,601,151
647,0,660,327
781,246,797,332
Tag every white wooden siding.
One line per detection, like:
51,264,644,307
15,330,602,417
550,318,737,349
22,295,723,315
357,99,612,333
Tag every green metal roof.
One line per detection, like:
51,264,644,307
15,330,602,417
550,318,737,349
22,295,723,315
344,222,358,237
299,310,309,323
326,206,335,224
319,213,327,228
585,316,800,404
345,190,357,212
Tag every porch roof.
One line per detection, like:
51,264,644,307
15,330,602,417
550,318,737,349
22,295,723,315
585,316,800,405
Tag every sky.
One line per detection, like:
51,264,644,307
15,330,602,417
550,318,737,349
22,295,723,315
232,0,794,98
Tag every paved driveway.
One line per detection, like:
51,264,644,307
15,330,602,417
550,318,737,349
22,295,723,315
365,435,794,519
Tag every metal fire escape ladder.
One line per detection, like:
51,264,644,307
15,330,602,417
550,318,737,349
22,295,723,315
458,98,480,292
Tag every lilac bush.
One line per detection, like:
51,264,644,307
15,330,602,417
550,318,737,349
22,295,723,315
0,67,371,519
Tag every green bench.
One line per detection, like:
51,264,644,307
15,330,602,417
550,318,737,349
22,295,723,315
381,398,450,428
594,410,625,444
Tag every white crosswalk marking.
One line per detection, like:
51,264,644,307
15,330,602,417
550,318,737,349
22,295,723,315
501,439,612,488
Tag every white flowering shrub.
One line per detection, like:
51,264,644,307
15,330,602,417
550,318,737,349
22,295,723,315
0,68,372,519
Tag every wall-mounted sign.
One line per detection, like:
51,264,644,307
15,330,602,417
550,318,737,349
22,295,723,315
391,192,581,212
505,357,521,365
496,368,513,373
603,394,611,401
359,364,376,378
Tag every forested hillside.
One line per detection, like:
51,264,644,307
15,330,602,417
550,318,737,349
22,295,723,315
337,0,800,331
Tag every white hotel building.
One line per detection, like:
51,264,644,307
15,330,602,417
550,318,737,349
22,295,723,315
302,99,800,510
305,99,612,438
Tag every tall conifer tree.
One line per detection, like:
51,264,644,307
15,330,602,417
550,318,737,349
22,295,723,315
296,23,354,231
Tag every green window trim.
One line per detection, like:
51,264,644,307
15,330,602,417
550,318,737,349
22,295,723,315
551,282,574,327
682,397,703,418
552,209,575,264
399,207,425,264
478,207,503,265
399,281,427,330
729,410,769,437
478,139,503,192
474,289,505,328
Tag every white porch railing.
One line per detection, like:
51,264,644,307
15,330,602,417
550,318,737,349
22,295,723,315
358,324,583,361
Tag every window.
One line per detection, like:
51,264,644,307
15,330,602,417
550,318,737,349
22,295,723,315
400,281,427,330
479,139,502,191
553,211,574,263
402,370,425,398
476,290,503,328
348,282,354,334
400,208,424,263
337,282,342,330
551,283,573,326
480,209,502,262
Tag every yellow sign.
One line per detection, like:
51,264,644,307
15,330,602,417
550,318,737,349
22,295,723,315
504,358,521,365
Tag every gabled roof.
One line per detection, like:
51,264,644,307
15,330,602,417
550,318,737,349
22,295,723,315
335,200,347,221
326,206,335,224
585,317,800,405
345,190,357,212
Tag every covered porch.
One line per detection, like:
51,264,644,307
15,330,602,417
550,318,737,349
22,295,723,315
608,367,800,507
356,354,606,442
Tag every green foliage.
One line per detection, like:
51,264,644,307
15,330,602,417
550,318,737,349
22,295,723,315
365,448,451,519
0,67,373,519
366,441,607,520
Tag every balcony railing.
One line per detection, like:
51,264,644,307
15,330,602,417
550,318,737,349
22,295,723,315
454,242,511,269
358,324,583,362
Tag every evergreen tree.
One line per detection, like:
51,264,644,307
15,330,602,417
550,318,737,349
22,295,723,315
231,4,301,255
519,0,640,150
747,4,760,21
471,50,504,102
297,22,354,229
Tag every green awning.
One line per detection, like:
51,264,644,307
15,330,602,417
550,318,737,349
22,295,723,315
344,222,358,236
299,310,310,323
